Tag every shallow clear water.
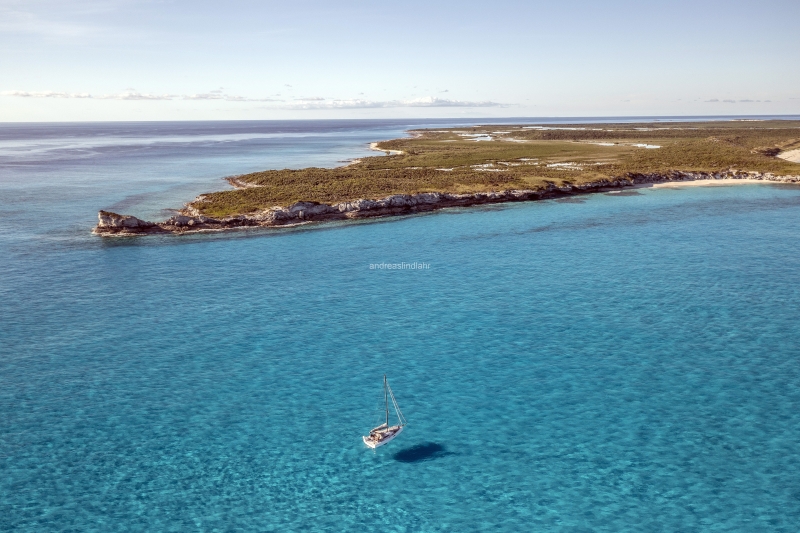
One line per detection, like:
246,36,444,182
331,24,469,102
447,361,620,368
2,120,800,531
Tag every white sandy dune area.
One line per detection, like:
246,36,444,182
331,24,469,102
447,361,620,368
779,149,800,163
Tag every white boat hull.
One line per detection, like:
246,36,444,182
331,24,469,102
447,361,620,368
363,425,404,449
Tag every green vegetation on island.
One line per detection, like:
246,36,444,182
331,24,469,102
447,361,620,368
192,121,800,217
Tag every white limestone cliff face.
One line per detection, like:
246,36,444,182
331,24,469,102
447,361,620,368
93,171,800,236
95,211,155,230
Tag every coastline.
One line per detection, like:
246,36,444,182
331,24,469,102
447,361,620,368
93,170,800,236
369,141,403,155
647,178,769,188
93,120,800,237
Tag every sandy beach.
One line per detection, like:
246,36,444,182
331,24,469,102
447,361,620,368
369,142,403,155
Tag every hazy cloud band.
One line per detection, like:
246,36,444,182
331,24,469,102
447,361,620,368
2,91,507,108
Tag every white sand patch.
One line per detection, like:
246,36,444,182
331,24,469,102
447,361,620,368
458,133,493,141
471,163,506,172
778,149,800,163
547,162,583,170
522,126,602,131
585,141,658,148
436,168,454,171
369,142,403,155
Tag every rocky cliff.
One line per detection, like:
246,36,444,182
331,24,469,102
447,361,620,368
93,171,800,236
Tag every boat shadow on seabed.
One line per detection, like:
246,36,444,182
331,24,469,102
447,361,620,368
393,442,454,463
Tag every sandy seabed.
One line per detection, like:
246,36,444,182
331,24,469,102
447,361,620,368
643,179,776,189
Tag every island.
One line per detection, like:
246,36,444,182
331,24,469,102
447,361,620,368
94,120,800,236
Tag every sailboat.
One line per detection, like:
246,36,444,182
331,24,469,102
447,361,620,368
363,375,407,449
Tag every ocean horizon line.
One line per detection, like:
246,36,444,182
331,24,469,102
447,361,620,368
2,114,800,126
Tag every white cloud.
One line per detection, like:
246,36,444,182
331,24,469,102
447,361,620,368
183,93,223,100
703,98,773,104
220,95,283,102
281,96,507,109
2,91,506,108
117,92,175,101
1,90,284,102
3,90,176,100
184,92,281,101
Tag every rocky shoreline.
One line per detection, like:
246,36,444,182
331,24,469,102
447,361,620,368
93,170,800,236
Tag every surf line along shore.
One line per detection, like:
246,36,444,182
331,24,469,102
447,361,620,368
93,170,800,237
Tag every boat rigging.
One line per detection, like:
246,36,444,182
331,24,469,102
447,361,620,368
363,375,407,449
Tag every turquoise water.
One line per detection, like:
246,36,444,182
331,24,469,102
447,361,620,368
2,121,800,531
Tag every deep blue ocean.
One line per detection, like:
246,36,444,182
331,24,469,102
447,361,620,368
2,118,800,532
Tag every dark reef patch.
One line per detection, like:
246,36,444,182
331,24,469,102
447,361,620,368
605,190,643,196
554,197,586,203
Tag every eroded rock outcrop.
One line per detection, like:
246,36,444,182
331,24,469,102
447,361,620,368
93,171,800,236
95,211,157,233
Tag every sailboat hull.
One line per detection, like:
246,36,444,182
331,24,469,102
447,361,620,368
363,425,404,449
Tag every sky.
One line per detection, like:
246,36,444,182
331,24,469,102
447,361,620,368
1,0,799,121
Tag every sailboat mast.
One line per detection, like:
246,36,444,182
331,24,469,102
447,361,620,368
384,374,389,426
